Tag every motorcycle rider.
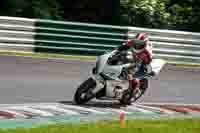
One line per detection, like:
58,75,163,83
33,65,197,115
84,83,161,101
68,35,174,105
115,32,154,95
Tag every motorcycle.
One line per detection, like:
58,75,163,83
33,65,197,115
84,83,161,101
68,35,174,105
73,50,166,105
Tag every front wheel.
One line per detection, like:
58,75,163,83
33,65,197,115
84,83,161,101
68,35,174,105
73,78,96,105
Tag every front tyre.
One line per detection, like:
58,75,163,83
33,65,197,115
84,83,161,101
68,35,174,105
73,78,96,105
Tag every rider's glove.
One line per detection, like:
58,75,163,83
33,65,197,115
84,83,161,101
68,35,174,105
111,50,119,56
148,71,156,77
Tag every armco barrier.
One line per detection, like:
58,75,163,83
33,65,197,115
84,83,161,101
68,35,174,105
0,16,36,52
128,27,200,65
0,16,199,65
34,19,127,55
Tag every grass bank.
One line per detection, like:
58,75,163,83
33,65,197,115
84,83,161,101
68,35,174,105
0,50,200,68
0,119,199,133
0,51,96,61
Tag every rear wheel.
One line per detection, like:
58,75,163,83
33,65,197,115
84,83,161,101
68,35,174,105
73,78,96,105
119,78,148,105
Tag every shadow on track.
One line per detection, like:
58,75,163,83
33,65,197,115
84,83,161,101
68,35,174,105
59,100,127,109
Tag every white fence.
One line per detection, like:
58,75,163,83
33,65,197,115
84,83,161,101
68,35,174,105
0,16,36,52
128,27,200,65
0,16,199,65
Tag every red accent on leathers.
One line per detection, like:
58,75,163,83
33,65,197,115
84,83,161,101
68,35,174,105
126,40,152,65
130,47,152,91
131,79,140,89
136,33,146,40
127,39,135,47
136,49,152,65
127,40,152,91
122,38,153,92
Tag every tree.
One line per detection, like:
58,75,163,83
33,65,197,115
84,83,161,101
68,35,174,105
167,0,200,31
1,0,200,32
0,0,27,16
21,0,63,20
120,0,170,28
60,0,120,25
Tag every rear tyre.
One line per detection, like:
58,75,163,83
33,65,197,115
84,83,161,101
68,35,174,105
73,78,96,105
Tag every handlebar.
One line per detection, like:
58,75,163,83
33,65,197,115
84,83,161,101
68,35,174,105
107,51,130,65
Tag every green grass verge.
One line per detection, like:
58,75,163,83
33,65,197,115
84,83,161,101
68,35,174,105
172,63,200,68
0,119,200,133
0,51,96,61
0,50,200,68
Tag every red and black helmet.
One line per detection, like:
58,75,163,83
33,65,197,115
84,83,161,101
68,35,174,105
136,32,148,41
134,33,149,51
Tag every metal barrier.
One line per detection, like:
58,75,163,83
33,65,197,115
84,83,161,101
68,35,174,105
0,16,199,65
0,16,36,52
128,27,200,65
34,19,127,55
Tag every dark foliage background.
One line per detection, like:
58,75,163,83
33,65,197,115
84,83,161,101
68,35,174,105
0,0,199,32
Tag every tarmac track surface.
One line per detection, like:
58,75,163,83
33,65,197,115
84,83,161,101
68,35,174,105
0,55,200,104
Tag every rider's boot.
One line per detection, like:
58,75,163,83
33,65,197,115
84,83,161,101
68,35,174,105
131,79,140,95
128,74,140,95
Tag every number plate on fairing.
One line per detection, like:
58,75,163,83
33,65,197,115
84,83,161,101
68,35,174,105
105,80,129,98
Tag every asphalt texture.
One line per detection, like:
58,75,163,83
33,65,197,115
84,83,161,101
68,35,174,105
0,55,200,104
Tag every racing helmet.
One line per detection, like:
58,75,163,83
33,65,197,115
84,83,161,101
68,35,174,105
133,32,149,52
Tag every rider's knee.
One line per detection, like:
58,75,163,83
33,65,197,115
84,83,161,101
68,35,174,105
132,79,140,88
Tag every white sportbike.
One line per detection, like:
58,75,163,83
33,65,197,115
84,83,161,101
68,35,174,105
74,50,166,105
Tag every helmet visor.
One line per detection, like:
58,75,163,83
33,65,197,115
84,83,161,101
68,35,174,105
134,39,146,50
